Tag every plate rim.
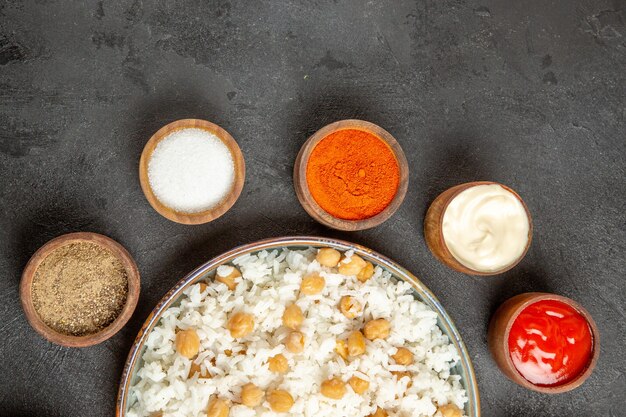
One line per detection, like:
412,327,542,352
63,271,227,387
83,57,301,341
116,236,481,417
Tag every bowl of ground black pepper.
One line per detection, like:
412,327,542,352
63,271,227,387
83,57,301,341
294,119,409,231
20,232,140,347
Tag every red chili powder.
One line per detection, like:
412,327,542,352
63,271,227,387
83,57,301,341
305,128,400,220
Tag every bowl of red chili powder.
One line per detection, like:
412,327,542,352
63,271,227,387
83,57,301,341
294,119,408,231
488,292,600,393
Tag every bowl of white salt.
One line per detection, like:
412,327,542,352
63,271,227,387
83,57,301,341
139,119,245,224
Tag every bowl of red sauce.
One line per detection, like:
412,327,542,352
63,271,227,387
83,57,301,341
488,292,599,393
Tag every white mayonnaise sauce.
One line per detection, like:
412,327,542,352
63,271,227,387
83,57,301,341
442,184,530,272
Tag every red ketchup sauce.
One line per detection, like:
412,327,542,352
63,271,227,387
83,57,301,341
508,299,593,386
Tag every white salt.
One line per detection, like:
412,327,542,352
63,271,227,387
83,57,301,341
148,128,235,213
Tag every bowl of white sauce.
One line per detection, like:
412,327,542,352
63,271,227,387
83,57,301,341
424,181,532,275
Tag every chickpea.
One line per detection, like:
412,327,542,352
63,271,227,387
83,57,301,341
348,376,369,394
267,390,294,412
268,353,289,373
176,329,200,359
335,339,348,360
320,377,346,399
392,347,414,365
216,265,241,291
438,404,462,417
300,273,325,295
347,331,366,356
227,312,255,338
282,304,304,330
240,383,264,407
363,318,390,340
356,262,374,283
339,296,362,319
368,407,388,417
188,362,210,379
316,248,341,267
392,371,413,388
285,330,305,353
392,370,411,380
338,254,367,276
206,397,229,417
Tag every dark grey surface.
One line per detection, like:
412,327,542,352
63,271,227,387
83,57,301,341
0,0,624,416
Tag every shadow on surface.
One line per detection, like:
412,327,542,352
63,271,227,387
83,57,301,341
417,131,494,218
282,84,380,154
123,86,225,178
487,264,556,318
9,199,109,282
2,409,55,417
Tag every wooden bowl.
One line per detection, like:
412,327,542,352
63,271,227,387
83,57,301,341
293,119,409,231
20,232,140,348
424,181,532,276
488,292,600,393
139,119,245,225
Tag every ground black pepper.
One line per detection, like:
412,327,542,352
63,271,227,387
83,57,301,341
31,242,128,336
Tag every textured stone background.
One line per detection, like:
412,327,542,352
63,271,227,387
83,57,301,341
0,1,624,416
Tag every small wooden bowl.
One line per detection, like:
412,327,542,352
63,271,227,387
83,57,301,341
424,181,532,275
139,119,245,225
488,292,600,393
293,119,409,231
20,232,140,348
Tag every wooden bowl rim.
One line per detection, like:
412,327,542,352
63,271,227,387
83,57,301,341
494,292,600,393
20,232,140,348
434,181,533,276
293,119,409,231
139,118,246,225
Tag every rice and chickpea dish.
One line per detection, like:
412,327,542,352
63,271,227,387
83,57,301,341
128,247,468,417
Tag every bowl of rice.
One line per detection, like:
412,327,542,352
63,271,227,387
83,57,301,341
117,237,480,417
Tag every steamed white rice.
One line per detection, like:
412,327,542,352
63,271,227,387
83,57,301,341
128,247,468,417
